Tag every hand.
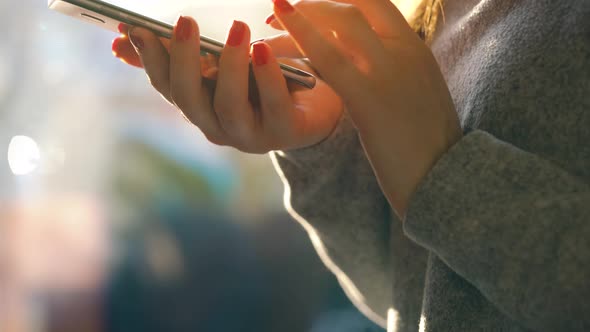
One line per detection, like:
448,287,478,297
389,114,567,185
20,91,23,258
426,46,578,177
269,0,462,218
111,18,343,154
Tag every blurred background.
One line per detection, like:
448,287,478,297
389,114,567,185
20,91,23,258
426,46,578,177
0,0,384,331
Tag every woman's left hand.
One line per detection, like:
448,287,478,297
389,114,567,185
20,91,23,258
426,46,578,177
268,0,462,219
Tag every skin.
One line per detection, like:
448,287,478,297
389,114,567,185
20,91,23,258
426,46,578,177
111,0,461,219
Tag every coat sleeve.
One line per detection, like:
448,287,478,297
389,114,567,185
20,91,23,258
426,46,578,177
270,113,394,326
404,129,590,331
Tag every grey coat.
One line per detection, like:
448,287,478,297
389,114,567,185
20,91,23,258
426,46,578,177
271,0,590,331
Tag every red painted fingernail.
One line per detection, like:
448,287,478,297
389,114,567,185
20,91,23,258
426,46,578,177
252,43,269,66
226,20,246,47
175,16,192,42
265,14,276,24
272,0,295,14
129,33,144,50
118,23,128,34
112,37,122,56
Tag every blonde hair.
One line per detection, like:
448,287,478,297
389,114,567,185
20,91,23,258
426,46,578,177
406,0,444,43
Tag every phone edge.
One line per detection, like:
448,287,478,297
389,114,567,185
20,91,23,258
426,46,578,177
49,0,316,88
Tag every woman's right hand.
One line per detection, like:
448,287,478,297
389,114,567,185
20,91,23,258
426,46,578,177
111,16,343,154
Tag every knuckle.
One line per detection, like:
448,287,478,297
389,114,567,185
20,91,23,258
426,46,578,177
213,101,244,130
212,96,260,146
218,118,238,134
216,110,247,136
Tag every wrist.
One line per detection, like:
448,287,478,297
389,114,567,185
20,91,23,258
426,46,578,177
356,119,462,219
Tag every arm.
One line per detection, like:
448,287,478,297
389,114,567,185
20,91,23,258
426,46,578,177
272,113,427,328
404,130,590,331
270,113,392,326
266,0,590,330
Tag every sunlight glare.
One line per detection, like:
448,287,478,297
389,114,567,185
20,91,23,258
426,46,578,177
387,308,399,332
8,136,41,176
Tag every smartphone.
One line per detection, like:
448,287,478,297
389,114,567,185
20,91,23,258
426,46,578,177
48,0,317,89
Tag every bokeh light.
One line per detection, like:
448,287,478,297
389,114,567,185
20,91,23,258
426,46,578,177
0,1,385,331
8,136,41,176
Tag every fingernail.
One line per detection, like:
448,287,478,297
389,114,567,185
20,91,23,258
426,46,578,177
117,23,128,34
175,16,192,42
252,43,269,66
226,20,246,47
129,31,145,50
265,14,276,24
272,0,295,15
112,37,122,56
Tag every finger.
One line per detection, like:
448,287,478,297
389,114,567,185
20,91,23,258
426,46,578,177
252,46,343,149
169,16,226,142
267,14,283,30
169,15,202,107
112,36,143,68
323,0,410,37
272,0,370,103
215,20,259,144
283,0,387,69
117,23,130,34
160,38,171,52
200,54,219,79
119,23,172,50
205,53,219,77
250,42,298,147
117,32,215,87
128,27,174,104
256,33,304,58
112,36,171,68
267,0,409,38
